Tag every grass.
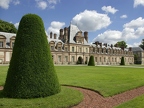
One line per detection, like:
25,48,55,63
1,65,144,107
0,66,7,86
0,87,83,108
116,94,144,108
0,66,83,108
56,66,144,97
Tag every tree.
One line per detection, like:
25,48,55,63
120,56,125,65
0,19,17,33
88,55,95,66
114,41,127,49
139,39,144,50
3,14,61,98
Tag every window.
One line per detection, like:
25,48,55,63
12,42,14,48
65,47,68,51
58,56,61,62
102,49,103,53
51,46,54,50
52,55,54,59
97,48,99,53
72,47,74,52
95,57,97,62
65,56,68,62
86,48,88,53
58,47,61,51
93,47,95,52
79,48,82,52
104,57,106,62
100,57,101,62
0,41,3,48
72,56,75,62
85,57,88,61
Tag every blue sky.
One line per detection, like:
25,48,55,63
1,0,144,47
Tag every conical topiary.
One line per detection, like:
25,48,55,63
3,14,61,98
120,56,125,65
88,55,95,66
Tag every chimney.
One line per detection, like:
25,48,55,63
93,41,99,46
104,43,107,47
59,29,63,39
129,47,132,51
64,27,68,40
50,32,52,38
121,46,124,50
111,44,113,48
99,43,102,47
54,33,57,39
84,31,88,42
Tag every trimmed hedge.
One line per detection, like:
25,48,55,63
88,55,95,66
120,56,125,65
3,14,61,98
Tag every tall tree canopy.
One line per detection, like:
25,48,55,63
0,19,17,33
139,39,144,50
114,41,127,48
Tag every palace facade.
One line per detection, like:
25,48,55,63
0,24,134,65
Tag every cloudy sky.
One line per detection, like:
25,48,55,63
1,0,144,47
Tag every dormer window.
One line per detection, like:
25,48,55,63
0,41,3,48
58,47,61,51
12,42,14,48
51,46,54,51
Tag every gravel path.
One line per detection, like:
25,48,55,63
1,86,144,108
71,86,144,108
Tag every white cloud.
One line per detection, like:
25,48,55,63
35,0,60,9
133,42,141,47
36,0,47,10
0,0,12,9
13,0,20,5
0,0,20,9
93,30,122,44
14,22,19,29
123,17,144,28
93,17,144,46
120,15,128,19
134,0,144,7
47,21,65,36
48,0,59,4
71,10,111,32
101,6,118,14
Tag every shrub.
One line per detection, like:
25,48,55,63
88,55,95,66
3,14,61,98
120,56,125,65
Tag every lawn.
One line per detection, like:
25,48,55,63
56,66,144,97
116,94,144,108
0,65,144,108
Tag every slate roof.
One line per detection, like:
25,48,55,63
132,47,143,52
